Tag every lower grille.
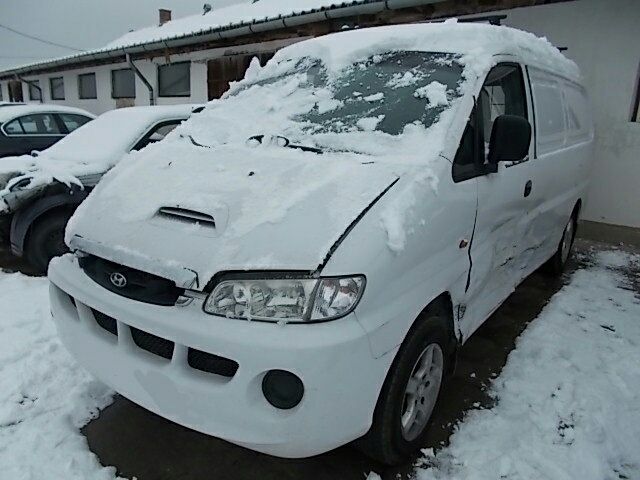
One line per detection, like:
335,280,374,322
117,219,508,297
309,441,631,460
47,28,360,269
130,327,174,360
92,309,117,336
188,348,239,377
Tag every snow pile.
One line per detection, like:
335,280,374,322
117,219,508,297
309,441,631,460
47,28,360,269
0,273,116,479
401,250,640,480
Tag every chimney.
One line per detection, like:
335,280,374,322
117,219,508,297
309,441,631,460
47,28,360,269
159,9,171,26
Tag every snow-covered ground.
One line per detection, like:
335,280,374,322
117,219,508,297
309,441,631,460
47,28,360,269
1,248,638,479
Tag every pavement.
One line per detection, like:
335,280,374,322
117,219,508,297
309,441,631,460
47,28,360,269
0,239,632,480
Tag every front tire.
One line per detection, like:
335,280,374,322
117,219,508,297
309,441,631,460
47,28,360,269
357,307,452,465
25,210,72,274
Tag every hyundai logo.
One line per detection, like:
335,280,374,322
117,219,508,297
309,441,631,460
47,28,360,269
109,272,127,288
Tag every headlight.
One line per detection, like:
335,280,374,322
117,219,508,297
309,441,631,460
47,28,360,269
8,176,32,192
203,275,365,323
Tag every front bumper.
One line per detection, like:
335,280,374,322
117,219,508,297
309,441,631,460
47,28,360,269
48,254,385,458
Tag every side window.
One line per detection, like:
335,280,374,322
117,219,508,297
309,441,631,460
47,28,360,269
59,113,92,133
529,68,568,155
480,65,528,149
131,120,182,151
3,119,24,134
17,114,62,135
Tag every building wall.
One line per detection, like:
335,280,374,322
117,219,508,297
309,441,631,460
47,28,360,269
499,0,640,228
5,37,300,116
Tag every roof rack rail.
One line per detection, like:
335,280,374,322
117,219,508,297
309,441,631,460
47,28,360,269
457,14,507,26
420,14,507,26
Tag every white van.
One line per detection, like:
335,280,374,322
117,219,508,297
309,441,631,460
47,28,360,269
48,22,593,464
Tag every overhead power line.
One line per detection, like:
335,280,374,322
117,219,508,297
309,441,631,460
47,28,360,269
0,22,84,52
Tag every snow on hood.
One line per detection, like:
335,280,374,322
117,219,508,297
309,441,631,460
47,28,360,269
68,23,576,284
68,142,401,286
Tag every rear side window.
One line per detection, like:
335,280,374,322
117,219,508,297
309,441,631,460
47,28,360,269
16,114,61,134
3,119,23,134
563,82,592,144
529,68,567,155
59,113,91,132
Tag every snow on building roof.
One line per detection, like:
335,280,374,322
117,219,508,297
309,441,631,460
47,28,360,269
0,0,444,78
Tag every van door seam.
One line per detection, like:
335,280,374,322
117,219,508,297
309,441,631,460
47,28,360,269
464,186,479,293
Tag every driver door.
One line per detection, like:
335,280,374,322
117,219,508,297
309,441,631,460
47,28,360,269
455,63,535,337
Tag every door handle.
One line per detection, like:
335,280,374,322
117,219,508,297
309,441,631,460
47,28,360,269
524,180,532,197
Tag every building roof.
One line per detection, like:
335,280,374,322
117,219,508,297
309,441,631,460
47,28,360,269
0,0,445,79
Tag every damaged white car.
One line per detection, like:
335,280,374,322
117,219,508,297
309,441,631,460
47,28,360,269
48,22,593,464
0,104,199,271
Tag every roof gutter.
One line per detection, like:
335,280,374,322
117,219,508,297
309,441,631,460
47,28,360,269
126,53,155,106
0,0,445,79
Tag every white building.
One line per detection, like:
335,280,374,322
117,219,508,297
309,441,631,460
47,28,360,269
0,0,638,236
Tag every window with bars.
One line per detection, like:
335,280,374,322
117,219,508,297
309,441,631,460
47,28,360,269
28,80,42,101
78,73,97,99
50,77,65,100
111,68,136,98
158,62,191,97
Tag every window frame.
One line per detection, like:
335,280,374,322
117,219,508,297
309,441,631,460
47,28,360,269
78,72,98,100
49,77,65,100
111,68,136,99
452,62,530,183
157,61,191,98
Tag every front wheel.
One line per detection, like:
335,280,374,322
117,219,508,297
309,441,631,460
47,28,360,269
25,210,72,274
357,309,452,465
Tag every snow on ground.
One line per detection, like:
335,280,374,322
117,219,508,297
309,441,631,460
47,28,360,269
0,274,117,479
398,250,640,480
1,249,638,479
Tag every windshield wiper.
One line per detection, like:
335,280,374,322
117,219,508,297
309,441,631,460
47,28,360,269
248,135,323,154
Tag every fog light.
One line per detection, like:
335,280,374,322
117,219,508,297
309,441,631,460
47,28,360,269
262,370,304,410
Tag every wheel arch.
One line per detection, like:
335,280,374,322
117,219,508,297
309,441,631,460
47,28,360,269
9,191,87,257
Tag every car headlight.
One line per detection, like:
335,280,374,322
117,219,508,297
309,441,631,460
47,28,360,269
203,275,365,323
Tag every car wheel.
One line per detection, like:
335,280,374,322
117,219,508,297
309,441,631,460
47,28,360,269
357,306,452,465
25,210,72,274
545,212,577,276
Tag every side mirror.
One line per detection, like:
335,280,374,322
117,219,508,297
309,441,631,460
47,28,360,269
488,115,531,164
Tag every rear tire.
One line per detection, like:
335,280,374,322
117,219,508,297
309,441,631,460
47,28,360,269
545,212,578,276
25,210,72,274
357,305,453,465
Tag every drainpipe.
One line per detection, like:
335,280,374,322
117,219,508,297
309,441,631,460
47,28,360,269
17,75,43,103
126,53,155,106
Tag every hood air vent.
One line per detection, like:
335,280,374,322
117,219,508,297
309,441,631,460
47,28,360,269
158,207,216,228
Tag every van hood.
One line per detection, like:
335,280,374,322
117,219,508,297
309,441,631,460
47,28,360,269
67,141,401,288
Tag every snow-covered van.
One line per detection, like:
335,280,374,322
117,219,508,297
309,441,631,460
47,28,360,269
48,22,593,464
0,105,199,271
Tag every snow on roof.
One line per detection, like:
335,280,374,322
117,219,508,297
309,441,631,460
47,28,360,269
0,104,95,124
272,21,579,80
105,0,368,51
0,0,379,77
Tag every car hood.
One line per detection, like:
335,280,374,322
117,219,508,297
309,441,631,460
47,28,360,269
67,141,400,289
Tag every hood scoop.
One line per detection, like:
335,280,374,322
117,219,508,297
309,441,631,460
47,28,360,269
157,207,216,228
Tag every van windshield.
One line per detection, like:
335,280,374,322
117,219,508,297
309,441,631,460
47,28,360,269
231,51,464,136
